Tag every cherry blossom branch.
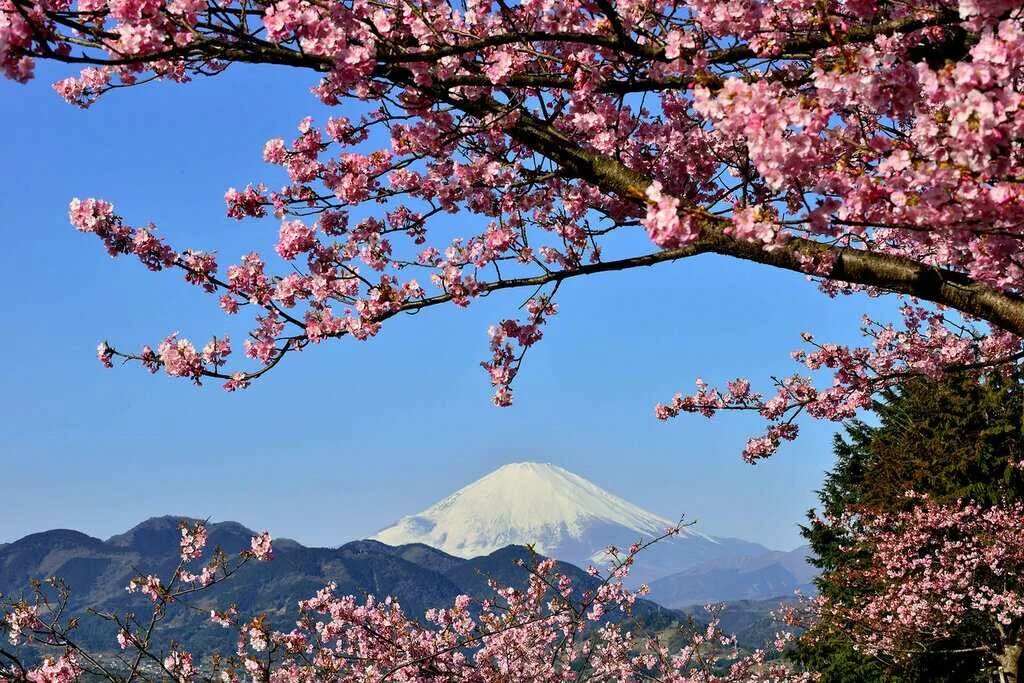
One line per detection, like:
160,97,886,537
8,0,1024,462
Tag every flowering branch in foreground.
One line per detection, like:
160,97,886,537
6,0,1024,458
1,520,813,682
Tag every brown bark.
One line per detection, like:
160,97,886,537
998,643,1022,683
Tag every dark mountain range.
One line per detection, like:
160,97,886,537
0,517,681,655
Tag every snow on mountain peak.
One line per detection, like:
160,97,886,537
372,461,706,560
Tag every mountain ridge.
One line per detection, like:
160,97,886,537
0,518,680,655
0,463,817,655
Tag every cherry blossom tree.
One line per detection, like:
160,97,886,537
800,495,1024,682
1,520,812,681
3,0,1024,458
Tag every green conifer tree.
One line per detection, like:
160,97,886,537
792,371,1024,682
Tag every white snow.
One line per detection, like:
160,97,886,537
372,462,712,559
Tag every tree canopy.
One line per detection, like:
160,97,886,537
796,371,1024,682
3,0,1024,460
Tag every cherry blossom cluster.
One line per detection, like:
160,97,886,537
162,651,196,681
815,495,1024,669
482,296,557,406
4,604,40,645
178,521,207,561
21,655,81,683
249,530,273,561
6,0,1024,458
657,305,1023,460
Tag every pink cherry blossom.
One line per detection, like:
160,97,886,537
116,629,131,649
24,655,81,683
126,575,163,602
275,219,316,260
814,496,1024,677
179,520,208,561
5,0,1024,466
5,604,40,645
249,531,273,561
163,650,197,682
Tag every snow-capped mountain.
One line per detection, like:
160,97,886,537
372,462,772,585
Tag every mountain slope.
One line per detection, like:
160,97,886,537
647,545,817,608
373,462,772,584
0,519,675,655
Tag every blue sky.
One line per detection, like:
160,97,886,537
0,62,892,550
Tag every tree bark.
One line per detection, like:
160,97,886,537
998,643,1022,683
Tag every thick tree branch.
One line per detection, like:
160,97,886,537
414,80,1024,336
699,229,1024,335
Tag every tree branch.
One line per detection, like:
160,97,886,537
413,80,1024,336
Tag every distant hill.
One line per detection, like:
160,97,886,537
0,517,680,655
659,596,805,654
647,545,817,608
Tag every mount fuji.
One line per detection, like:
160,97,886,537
372,462,776,585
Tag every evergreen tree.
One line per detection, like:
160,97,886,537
793,370,1024,682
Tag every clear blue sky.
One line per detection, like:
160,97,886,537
0,62,893,550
